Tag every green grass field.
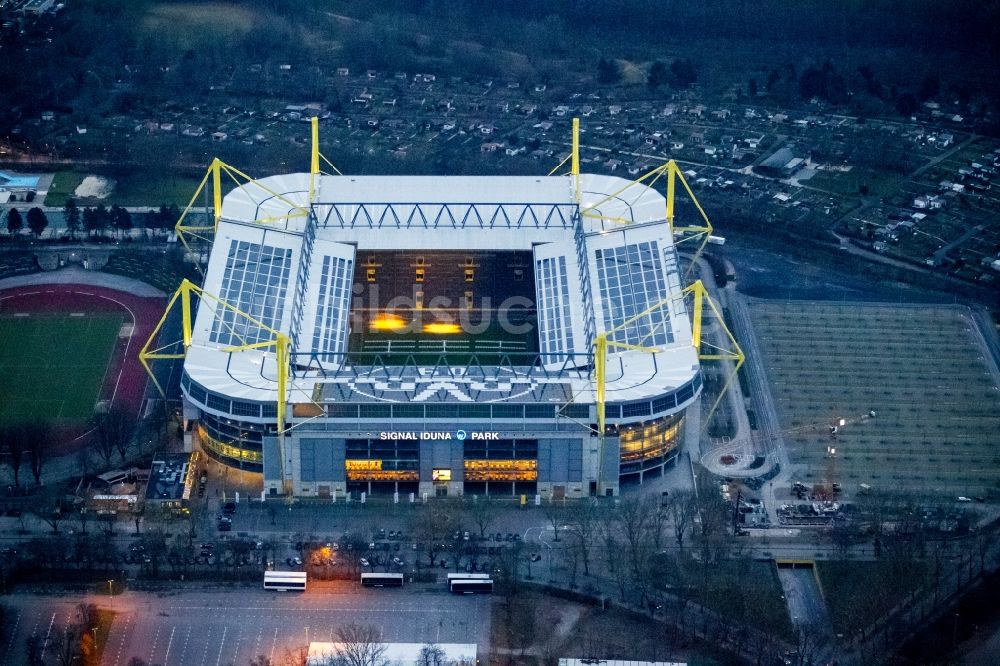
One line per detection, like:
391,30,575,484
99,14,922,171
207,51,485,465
43,170,88,207
45,169,216,208
141,3,258,50
654,554,795,640
111,171,218,207
0,314,123,423
348,310,539,366
816,560,930,635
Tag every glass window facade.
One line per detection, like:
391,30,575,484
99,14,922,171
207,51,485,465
197,413,265,469
463,438,538,481
619,413,684,471
535,255,575,359
211,240,293,346
595,241,673,346
311,254,353,360
344,438,419,481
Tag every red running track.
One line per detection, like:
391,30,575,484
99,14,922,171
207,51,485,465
0,284,166,455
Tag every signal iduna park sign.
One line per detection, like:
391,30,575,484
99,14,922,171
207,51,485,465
379,430,499,441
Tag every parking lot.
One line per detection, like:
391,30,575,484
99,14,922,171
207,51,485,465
3,587,490,666
748,300,1000,496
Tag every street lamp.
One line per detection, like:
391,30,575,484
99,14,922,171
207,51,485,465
107,580,114,608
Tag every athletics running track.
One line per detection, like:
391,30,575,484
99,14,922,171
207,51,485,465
0,283,165,455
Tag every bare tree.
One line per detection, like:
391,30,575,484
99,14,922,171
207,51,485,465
974,527,998,572
0,424,27,489
466,496,499,539
410,507,461,567
25,634,44,666
278,646,308,666
0,604,11,649
76,445,96,479
51,623,82,666
92,407,134,467
856,489,892,556
617,495,654,579
337,532,370,579
666,490,698,550
418,643,446,666
139,529,168,577
25,422,50,486
331,623,388,666
542,499,566,541
76,602,98,627
32,485,64,533
565,500,598,576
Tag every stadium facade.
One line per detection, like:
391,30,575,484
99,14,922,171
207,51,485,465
180,170,701,498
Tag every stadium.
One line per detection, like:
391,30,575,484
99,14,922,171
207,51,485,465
157,121,724,499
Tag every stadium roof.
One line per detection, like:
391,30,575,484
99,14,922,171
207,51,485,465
307,642,476,666
184,173,699,410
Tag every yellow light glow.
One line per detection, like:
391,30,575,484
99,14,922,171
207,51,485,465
370,313,407,331
423,322,462,334
346,459,382,471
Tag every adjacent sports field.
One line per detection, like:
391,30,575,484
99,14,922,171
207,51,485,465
0,313,123,423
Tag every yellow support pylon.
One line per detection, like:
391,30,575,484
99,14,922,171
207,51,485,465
571,117,580,202
583,279,744,493
139,279,291,434
309,116,320,203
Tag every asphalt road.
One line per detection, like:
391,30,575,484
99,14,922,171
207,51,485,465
3,586,490,666
777,566,833,637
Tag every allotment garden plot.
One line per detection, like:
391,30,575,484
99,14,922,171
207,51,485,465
748,300,1000,495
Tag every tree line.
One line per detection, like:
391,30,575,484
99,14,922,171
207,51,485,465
1,200,180,241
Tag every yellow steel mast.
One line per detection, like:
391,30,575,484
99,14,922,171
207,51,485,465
139,279,291,435
589,280,744,493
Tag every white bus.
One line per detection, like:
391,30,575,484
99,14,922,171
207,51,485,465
360,572,404,587
447,573,493,594
263,571,307,591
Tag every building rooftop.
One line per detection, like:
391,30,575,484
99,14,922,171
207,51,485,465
307,642,476,666
144,454,195,503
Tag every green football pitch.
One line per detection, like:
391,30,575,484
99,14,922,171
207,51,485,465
0,313,124,423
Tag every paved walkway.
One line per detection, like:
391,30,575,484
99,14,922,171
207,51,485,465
0,265,166,298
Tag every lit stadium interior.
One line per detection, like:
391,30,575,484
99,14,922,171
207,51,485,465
347,250,539,360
